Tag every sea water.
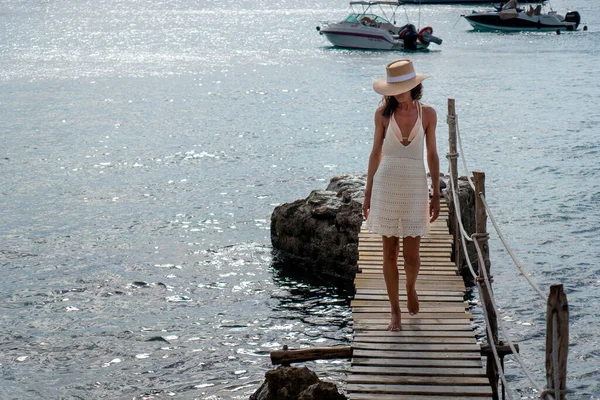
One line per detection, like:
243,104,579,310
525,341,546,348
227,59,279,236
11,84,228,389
1,0,599,398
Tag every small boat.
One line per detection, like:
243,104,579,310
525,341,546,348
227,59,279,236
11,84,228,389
463,0,581,32
316,1,442,51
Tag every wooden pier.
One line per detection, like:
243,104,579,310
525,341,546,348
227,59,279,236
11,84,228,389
269,99,570,400
345,199,493,399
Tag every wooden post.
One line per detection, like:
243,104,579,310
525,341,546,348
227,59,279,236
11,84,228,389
270,346,352,366
447,98,460,268
545,284,569,400
473,171,499,400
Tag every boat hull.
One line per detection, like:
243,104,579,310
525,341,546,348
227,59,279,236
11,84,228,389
464,12,577,32
404,0,540,3
320,25,429,51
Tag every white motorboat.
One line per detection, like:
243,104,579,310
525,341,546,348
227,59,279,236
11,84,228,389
316,1,442,51
463,0,581,32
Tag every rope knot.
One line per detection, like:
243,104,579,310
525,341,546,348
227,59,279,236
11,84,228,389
446,152,459,160
446,115,457,124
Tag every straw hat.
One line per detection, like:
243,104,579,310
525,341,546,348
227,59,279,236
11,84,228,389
373,60,429,96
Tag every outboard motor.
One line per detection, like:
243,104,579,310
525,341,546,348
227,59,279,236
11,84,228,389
398,24,418,50
565,11,581,30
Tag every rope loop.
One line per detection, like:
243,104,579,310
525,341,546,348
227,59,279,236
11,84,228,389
471,232,490,242
446,114,456,124
540,389,569,398
446,151,459,159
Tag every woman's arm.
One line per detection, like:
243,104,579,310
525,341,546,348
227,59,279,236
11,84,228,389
363,108,387,219
424,105,440,223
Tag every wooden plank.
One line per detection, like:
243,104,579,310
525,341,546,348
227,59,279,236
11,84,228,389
354,288,464,296
349,393,492,400
350,300,467,309
346,374,490,385
353,336,477,344
355,275,464,282
352,349,482,360
358,268,457,275
348,365,486,377
355,282,466,290
351,357,485,368
358,249,452,255
346,383,492,396
359,255,452,262
353,330,476,338
354,323,474,332
358,236,452,241
359,260,458,266
353,312,472,321
353,296,465,303
360,270,458,276
352,342,482,352
352,306,468,313
353,318,472,326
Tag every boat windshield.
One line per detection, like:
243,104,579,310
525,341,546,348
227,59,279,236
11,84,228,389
344,13,390,24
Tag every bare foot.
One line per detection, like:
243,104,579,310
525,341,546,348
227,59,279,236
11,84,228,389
387,309,402,331
407,287,419,315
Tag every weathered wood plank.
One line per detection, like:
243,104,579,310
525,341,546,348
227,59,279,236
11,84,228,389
348,365,486,376
355,275,464,283
346,383,492,395
351,357,485,368
352,349,482,360
353,330,477,339
350,299,468,309
355,288,464,296
352,311,472,320
346,374,490,385
352,342,482,353
353,336,477,344
349,393,492,400
353,323,474,332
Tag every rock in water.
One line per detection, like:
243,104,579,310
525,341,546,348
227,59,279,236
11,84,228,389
299,382,347,399
250,366,346,400
270,175,365,284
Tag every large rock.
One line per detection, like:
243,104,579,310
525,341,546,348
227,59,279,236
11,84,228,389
250,366,346,400
270,175,365,283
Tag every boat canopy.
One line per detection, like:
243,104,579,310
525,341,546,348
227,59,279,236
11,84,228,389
343,13,391,24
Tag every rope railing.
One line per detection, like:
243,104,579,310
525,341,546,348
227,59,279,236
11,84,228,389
473,234,545,395
478,193,547,301
445,99,569,400
447,169,544,397
450,113,544,300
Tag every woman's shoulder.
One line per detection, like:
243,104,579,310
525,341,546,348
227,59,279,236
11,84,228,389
420,103,437,119
374,105,388,121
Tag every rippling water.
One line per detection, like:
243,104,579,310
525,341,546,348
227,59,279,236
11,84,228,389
1,0,599,398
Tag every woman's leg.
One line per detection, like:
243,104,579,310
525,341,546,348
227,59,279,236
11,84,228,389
403,236,421,315
382,235,401,331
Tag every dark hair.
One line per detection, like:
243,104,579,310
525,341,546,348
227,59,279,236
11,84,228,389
380,84,423,117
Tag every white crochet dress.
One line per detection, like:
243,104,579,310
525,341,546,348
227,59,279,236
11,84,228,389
366,101,430,238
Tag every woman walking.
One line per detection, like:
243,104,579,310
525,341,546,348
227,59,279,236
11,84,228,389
362,59,440,331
